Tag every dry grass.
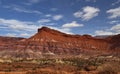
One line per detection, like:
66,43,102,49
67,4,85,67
0,57,120,74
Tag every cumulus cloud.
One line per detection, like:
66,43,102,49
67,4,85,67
107,7,120,19
62,21,84,28
48,26,73,34
95,30,113,35
53,15,63,21
111,24,120,33
0,18,41,37
74,12,83,18
0,18,73,37
95,24,120,35
74,6,100,21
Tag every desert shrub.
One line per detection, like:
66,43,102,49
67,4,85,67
62,58,99,71
97,63,118,74
4,68,12,72
14,65,23,68
32,67,36,70
84,65,97,71
98,69,117,74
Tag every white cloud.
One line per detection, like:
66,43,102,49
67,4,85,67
107,7,120,19
0,18,42,37
53,15,63,21
48,26,73,34
6,33,17,37
44,23,57,26
74,12,83,18
0,18,39,31
95,30,113,35
112,0,120,6
74,6,100,21
20,33,31,37
95,24,120,35
111,24,120,33
38,19,51,23
0,26,8,29
6,33,31,37
45,14,52,17
45,14,63,21
0,18,73,37
109,20,119,24
62,21,84,28
13,7,42,14
3,5,42,14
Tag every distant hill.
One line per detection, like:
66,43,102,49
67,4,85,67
0,27,120,59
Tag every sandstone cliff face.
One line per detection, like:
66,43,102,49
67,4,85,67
106,34,120,51
0,27,119,58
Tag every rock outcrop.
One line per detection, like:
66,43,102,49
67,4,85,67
0,27,120,58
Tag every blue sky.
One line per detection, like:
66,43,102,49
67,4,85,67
0,0,120,37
